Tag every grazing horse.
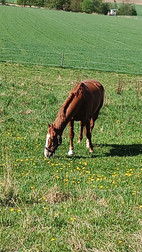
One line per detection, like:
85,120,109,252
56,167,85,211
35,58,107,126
44,79,104,158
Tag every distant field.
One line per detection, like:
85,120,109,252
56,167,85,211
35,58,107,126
0,5,142,74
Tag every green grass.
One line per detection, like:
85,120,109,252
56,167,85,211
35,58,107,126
0,5,142,74
0,62,142,251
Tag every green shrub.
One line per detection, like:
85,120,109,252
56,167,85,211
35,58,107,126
100,2,110,15
82,0,94,13
117,4,137,16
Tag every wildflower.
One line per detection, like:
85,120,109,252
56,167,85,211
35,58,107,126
70,217,76,221
43,207,48,211
139,205,142,208
132,191,136,195
10,208,14,212
17,209,21,213
118,240,123,244
86,171,90,174
51,238,55,242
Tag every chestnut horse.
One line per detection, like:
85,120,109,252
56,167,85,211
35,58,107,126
44,79,104,158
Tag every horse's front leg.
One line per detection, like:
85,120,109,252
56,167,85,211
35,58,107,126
68,120,74,155
78,121,84,143
86,120,94,153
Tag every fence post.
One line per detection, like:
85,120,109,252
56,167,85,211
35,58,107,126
60,53,64,68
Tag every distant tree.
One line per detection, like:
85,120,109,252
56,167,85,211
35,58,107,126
82,0,94,13
35,0,44,7
82,0,103,14
92,0,101,13
1,0,6,5
63,0,71,11
101,2,110,15
17,0,27,6
70,0,82,12
117,4,137,16
45,0,63,9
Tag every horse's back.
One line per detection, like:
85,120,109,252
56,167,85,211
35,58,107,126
81,79,104,108
71,79,104,121
81,79,104,94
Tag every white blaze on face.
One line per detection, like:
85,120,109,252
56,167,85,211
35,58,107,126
44,133,50,158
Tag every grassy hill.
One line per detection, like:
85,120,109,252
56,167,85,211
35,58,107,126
0,5,142,74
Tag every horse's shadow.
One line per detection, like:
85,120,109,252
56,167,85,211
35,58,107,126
99,143,142,157
65,143,142,159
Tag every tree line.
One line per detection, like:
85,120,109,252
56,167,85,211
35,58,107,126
1,0,137,16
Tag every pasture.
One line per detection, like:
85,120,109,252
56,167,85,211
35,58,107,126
0,5,142,252
1,5,142,74
0,62,142,251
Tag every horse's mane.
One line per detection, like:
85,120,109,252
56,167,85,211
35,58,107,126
63,82,86,115
55,83,85,127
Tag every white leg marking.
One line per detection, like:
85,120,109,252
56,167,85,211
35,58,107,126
68,148,73,156
86,139,89,148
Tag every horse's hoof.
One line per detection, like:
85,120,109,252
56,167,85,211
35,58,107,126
68,149,73,156
89,149,94,153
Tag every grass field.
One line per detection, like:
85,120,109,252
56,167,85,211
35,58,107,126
0,62,142,251
0,5,142,252
1,5,142,74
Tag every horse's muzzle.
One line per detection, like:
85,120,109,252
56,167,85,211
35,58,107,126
44,147,54,158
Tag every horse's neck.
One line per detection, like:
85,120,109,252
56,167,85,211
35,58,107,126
53,100,75,134
53,87,83,135
53,110,69,136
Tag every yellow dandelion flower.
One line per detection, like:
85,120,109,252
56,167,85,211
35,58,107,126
51,238,55,242
118,240,123,244
43,207,48,211
17,209,21,213
10,208,14,212
70,217,76,221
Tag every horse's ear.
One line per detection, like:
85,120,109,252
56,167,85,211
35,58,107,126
48,123,51,128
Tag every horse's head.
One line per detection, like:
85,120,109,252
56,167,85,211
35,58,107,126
44,124,62,158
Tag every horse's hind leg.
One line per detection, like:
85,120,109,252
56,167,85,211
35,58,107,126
78,121,84,143
86,118,94,148
68,120,74,155
86,120,94,153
